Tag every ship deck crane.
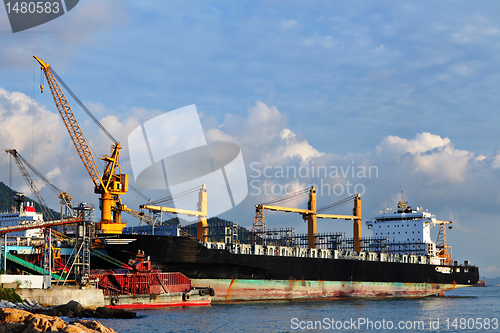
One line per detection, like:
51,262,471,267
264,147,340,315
435,220,452,265
120,205,156,226
34,56,128,234
6,149,75,219
140,185,208,242
252,187,362,250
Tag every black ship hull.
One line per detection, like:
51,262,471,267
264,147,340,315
99,235,479,301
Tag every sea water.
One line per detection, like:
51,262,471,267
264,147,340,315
97,287,500,332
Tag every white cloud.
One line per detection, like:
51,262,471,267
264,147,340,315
302,32,336,49
0,87,142,210
46,167,62,181
205,128,235,143
485,265,499,273
205,101,323,165
452,64,473,77
280,19,298,30
0,87,65,163
376,132,474,183
450,14,500,44
0,0,128,70
278,129,323,163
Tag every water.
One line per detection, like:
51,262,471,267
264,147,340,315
98,287,500,332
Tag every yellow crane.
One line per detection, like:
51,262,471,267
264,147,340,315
435,220,453,265
34,56,128,234
140,185,208,242
252,187,362,250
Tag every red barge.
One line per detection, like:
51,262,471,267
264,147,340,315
90,251,213,309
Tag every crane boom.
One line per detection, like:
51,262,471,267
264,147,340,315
34,56,128,233
34,56,103,191
140,185,208,242
6,149,54,221
252,188,361,250
6,149,75,218
121,206,157,226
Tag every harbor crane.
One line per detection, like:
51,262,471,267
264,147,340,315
6,149,75,219
140,185,208,242
34,56,128,234
252,187,362,250
5,149,55,221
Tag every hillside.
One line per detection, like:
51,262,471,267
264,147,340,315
163,216,244,228
163,216,234,225
486,276,500,286
0,181,61,220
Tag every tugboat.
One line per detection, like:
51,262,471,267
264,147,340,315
473,277,486,287
90,250,214,309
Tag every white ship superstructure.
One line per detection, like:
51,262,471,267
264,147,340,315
0,201,43,238
366,201,447,259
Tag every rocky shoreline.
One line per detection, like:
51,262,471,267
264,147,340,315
1,308,116,333
0,300,136,332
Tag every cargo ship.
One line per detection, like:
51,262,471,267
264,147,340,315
98,198,479,302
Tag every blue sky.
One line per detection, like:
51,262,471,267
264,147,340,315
1,1,500,277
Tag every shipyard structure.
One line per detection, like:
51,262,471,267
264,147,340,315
1,56,478,305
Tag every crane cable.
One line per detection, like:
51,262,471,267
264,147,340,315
11,150,63,196
260,187,310,206
317,194,357,213
148,185,202,206
50,65,159,208
50,66,118,144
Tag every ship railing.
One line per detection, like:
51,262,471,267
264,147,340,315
204,242,433,264
367,252,378,261
207,241,435,265
318,249,331,259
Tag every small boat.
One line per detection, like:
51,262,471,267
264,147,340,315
89,250,213,309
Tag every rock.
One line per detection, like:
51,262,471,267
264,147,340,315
94,307,136,319
52,301,84,317
81,309,95,318
74,320,117,333
0,308,117,333
110,309,136,319
16,302,27,310
94,307,113,318
64,301,84,316
62,322,97,333
1,322,25,332
25,299,34,307
0,308,32,323
22,314,67,332
45,308,57,316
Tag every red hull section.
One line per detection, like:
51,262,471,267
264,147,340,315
105,300,211,309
